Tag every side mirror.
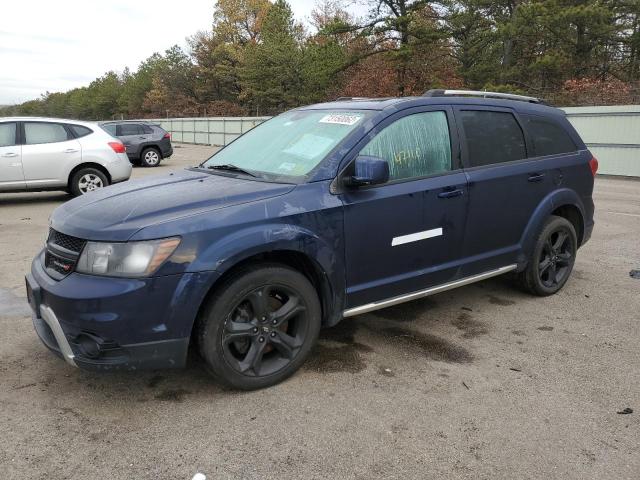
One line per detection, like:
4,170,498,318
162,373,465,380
345,155,390,187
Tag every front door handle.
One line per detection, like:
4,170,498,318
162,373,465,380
63,149,79,154
438,188,464,199
1,152,18,158
528,173,545,182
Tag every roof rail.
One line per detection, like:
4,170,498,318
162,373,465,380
335,97,371,101
423,89,543,104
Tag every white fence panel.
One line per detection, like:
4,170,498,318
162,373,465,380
146,111,640,177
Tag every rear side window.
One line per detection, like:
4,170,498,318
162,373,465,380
119,124,142,136
360,111,452,181
0,122,17,147
142,125,154,134
460,110,526,167
69,124,93,138
24,122,71,145
103,124,117,135
522,115,577,157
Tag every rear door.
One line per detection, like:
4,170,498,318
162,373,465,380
454,106,556,276
21,122,82,188
118,123,144,158
340,107,469,308
0,122,25,191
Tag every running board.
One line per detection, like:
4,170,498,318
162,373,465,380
342,265,518,318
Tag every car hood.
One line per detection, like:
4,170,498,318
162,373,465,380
50,169,295,241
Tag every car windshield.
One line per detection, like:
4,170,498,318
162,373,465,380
201,109,372,181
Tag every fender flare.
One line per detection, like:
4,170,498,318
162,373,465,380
189,223,345,326
519,188,586,265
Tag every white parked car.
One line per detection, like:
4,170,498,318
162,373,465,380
0,117,132,196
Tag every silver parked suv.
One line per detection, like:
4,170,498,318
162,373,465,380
0,117,132,196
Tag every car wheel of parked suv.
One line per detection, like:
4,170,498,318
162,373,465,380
197,264,321,390
140,148,161,167
519,215,577,296
70,168,109,197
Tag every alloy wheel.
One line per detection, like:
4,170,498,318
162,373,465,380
144,150,160,166
78,174,104,194
538,227,574,288
221,285,308,377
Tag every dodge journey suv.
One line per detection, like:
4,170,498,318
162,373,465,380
26,90,596,390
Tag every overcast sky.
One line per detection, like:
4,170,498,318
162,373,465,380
0,0,367,105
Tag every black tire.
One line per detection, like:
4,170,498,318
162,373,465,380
518,215,577,296
70,168,109,197
140,147,161,167
197,263,321,390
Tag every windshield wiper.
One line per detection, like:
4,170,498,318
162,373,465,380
205,164,257,177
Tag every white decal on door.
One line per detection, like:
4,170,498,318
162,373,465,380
391,228,443,246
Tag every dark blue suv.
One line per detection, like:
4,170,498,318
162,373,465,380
26,90,597,389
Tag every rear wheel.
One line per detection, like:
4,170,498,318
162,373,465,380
140,147,161,167
197,264,321,390
519,215,577,296
70,168,109,197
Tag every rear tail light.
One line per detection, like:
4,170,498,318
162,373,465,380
109,142,126,153
163,133,171,139
589,155,599,176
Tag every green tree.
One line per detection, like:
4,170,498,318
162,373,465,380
240,0,304,113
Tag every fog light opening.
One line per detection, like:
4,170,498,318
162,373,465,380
76,333,102,359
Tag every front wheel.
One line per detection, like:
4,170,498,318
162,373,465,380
70,168,109,196
519,215,577,296
197,264,321,390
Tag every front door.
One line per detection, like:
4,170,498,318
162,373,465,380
0,122,25,191
340,107,469,309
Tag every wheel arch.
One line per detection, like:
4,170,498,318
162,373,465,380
188,223,345,340
519,188,587,266
68,162,111,189
140,144,162,158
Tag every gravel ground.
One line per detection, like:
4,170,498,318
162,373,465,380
0,144,638,480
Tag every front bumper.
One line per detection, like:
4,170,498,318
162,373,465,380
27,252,218,371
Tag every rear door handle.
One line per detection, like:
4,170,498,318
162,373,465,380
63,149,79,154
528,173,545,182
438,188,464,199
1,152,18,158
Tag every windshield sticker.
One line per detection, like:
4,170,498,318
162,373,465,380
319,114,362,126
278,162,296,172
282,133,335,160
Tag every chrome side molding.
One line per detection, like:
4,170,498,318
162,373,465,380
343,264,518,318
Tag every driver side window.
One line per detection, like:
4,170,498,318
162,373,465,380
360,111,452,181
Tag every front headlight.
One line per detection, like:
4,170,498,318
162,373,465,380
76,237,181,277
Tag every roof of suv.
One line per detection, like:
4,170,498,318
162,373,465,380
0,116,98,127
302,94,565,117
100,120,160,125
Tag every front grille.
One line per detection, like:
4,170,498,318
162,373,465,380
45,229,86,279
48,228,86,254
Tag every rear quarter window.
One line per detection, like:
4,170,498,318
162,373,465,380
102,124,117,135
522,115,577,156
69,124,93,138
